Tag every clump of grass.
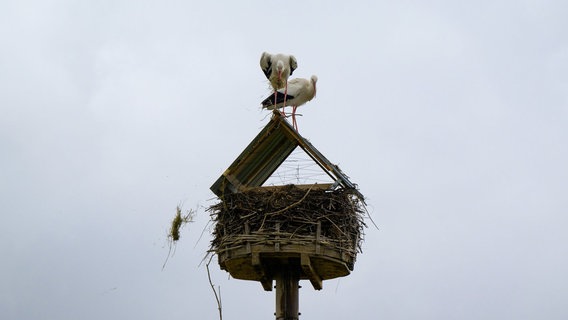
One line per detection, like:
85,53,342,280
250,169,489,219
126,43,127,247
169,205,195,241
163,205,195,270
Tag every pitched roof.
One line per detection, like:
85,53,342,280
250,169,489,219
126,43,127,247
210,111,363,201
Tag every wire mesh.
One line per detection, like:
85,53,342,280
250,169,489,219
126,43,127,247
262,147,334,186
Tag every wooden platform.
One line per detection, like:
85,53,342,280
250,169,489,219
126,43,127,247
217,222,355,291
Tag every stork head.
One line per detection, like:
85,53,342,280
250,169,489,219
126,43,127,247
311,75,318,97
276,60,285,79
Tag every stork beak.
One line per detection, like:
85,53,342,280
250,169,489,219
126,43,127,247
278,69,282,79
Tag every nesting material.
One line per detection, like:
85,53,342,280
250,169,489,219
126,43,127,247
169,206,195,241
208,184,366,269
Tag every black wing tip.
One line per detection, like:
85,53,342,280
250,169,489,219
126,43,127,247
261,91,293,108
261,55,272,79
262,66,271,79
289,55,297,75
261,94,274,108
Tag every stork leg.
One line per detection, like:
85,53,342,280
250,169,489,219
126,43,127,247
282,81,289,117
292,105,298,131
273,91,278,112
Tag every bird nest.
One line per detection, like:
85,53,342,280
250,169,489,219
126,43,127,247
208,184,367,267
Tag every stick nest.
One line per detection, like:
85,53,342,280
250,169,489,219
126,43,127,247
208,185,367,264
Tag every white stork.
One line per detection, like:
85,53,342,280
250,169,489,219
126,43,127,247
260,52,298,113
261,75,317,131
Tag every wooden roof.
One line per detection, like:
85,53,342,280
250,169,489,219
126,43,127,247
210,111,363,200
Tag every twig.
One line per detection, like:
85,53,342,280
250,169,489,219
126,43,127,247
258,185,313,231
195,218,212,249
161,240,174,270
365,205,380,230
206,254,222,320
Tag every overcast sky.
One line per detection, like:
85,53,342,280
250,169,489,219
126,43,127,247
1,1,568,319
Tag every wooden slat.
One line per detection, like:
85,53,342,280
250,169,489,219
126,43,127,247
301,253,322,290
252,252,273,291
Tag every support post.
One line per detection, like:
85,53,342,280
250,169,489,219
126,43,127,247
275,263,299,320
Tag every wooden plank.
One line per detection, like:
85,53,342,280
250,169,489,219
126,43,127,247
252,252,273,291
260,278,273,292
301,253,322,290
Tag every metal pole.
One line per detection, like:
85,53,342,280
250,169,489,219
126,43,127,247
275,263,299,320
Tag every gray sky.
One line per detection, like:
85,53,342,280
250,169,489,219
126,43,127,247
1,0,567,319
